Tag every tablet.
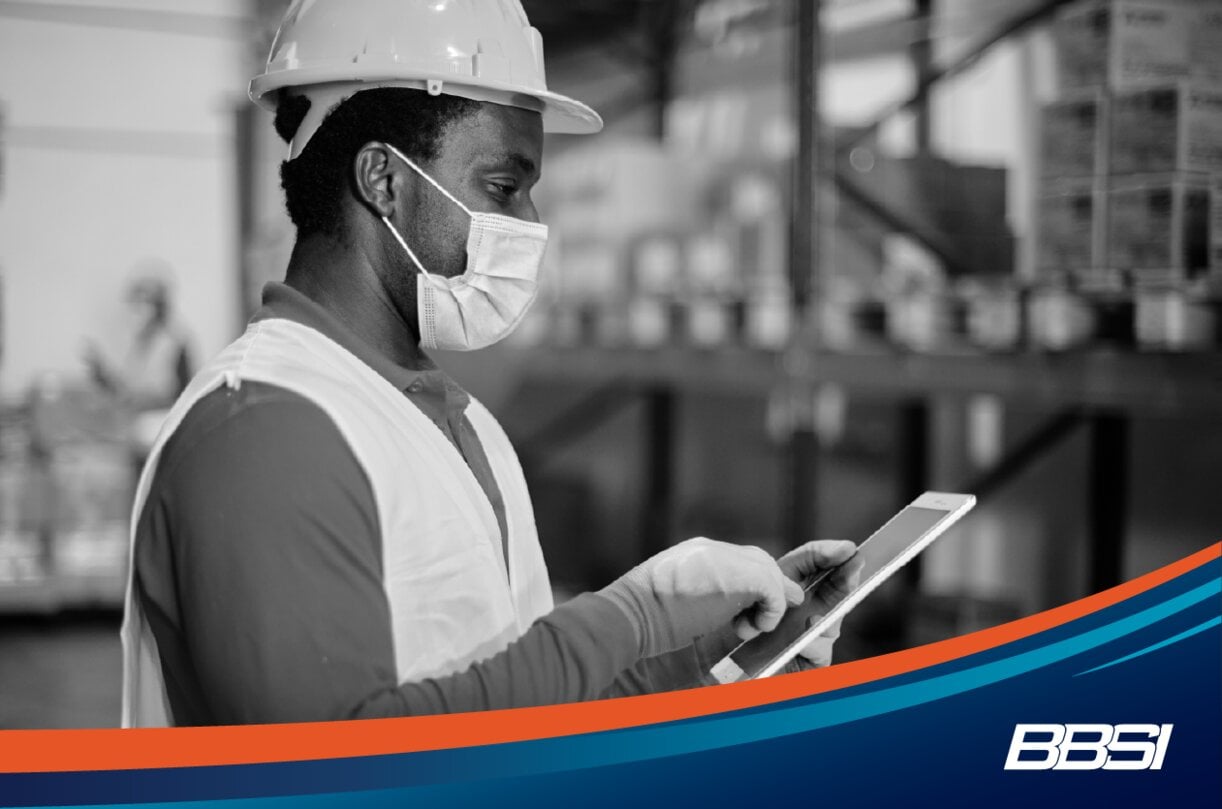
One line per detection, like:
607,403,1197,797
710,491,976,683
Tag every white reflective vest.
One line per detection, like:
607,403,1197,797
120,318,553,727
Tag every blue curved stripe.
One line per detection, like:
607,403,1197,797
1,564,1216,809
533,577,1220,770
1075,615,1222,676
720,558,1222,717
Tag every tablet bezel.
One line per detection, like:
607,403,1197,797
713,491,976,683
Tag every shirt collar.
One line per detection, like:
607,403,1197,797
251,282,439,393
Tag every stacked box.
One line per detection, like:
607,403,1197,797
1044,1,1221,298
1041,91,1108,177
1038,179,1105,273
1108,173,1211,283
1110,84,1222,174
1052,0,1222,91
1198,4,1222,81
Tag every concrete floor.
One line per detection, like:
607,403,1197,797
0,613,121,729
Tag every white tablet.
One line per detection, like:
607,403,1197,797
710,491,976,683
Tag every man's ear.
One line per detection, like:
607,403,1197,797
351,142,401,219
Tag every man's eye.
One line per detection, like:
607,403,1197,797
488,182,516,197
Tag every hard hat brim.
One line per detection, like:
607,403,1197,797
249,70,603,135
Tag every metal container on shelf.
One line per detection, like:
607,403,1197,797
683,227,749,348
686,295,738,348
626,297,672,349
588,302,631,348
1075,268,1139,349
1134,285,1220,351
1027,283,1098,351
963,280,1025,352
884,289,969,353
817,278,888,352
740,290,788,350
627,232,687,348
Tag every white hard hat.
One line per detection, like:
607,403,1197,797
250,0,603,160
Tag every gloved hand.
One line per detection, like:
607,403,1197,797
777,540,862,669
600,537,804,659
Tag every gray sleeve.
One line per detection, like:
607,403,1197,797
599,626,742,698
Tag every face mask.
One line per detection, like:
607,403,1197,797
379,143,548,352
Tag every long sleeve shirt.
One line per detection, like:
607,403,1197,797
132,283,720,725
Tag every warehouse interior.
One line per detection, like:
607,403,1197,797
1,0,1220,728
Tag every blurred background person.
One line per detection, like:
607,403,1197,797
83,264,195,415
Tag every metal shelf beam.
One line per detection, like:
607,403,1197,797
511,347,1222,417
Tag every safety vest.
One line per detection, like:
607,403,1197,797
120,318,554,726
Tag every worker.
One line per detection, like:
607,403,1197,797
85,264,195,456
121,0,859,726
85,265,194,412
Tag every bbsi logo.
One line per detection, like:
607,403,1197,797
1004,724,1173,771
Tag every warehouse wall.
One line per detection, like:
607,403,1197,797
0,0,247,398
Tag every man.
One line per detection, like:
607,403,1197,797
85,266,194,412
121,0,857,726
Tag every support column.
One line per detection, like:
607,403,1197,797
1087,412,1128,593
783,0,823,550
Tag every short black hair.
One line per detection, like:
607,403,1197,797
274,88,479,238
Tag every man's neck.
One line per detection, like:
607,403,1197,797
283,232,430,369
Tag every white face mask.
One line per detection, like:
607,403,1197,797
379,143,548,352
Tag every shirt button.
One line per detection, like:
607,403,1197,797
407,380,424,394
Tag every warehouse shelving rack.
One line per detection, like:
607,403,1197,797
499,0,1221,596
508,346,1222,593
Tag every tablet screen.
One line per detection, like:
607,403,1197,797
716,504,956,682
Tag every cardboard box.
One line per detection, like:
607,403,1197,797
1212,173,1222,272
1041,91,1107,177
1052,0,1222,91
1072,267,1130,294
1197,4,1222,82
1110,84,1222,174
1038,179,1105,272
1108,173,1210,281
844,155,1012,276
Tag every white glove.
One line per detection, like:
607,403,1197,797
777,540,861,668
600,537,804,659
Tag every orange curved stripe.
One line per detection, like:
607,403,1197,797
1,542,1216,774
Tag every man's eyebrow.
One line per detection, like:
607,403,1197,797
480,152,538,177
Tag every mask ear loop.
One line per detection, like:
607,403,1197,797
383,142,474,217
380,216,433,278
